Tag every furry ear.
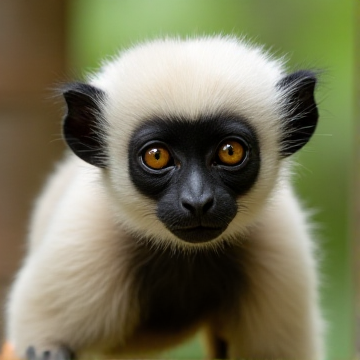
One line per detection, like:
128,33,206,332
62,83,107,167
278,70,318,157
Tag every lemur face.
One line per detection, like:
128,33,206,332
62,37,318,248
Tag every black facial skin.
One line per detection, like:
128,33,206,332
128,115,261,243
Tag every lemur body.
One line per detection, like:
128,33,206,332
5,36,324,360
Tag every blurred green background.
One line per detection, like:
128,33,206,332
68,1,354,358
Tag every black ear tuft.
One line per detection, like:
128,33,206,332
277,70,319,157
62,82,107,167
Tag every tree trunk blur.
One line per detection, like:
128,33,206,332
0,0,67,341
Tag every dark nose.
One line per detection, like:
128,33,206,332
179,165,215,217
181,194,214,217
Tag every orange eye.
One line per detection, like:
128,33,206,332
143,146,171,169
217,140,245,166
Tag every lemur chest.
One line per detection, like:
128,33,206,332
135,245,244,333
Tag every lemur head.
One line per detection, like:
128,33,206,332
62,36,318,250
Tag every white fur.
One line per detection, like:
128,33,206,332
5,36,324,359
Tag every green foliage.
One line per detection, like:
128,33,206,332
68,1,354,358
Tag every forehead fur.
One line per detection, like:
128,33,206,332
91,36,286,125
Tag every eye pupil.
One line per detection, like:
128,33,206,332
155,151,161,160
227,145,234,156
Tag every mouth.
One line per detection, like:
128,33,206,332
171,226,225,243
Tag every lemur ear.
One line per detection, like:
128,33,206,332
277,70,318,157
62,83,107,167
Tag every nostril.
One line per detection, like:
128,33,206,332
181,196,214,216
202,198,214,214
182,201,195,213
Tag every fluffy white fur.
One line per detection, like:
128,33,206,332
5,36,324,359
